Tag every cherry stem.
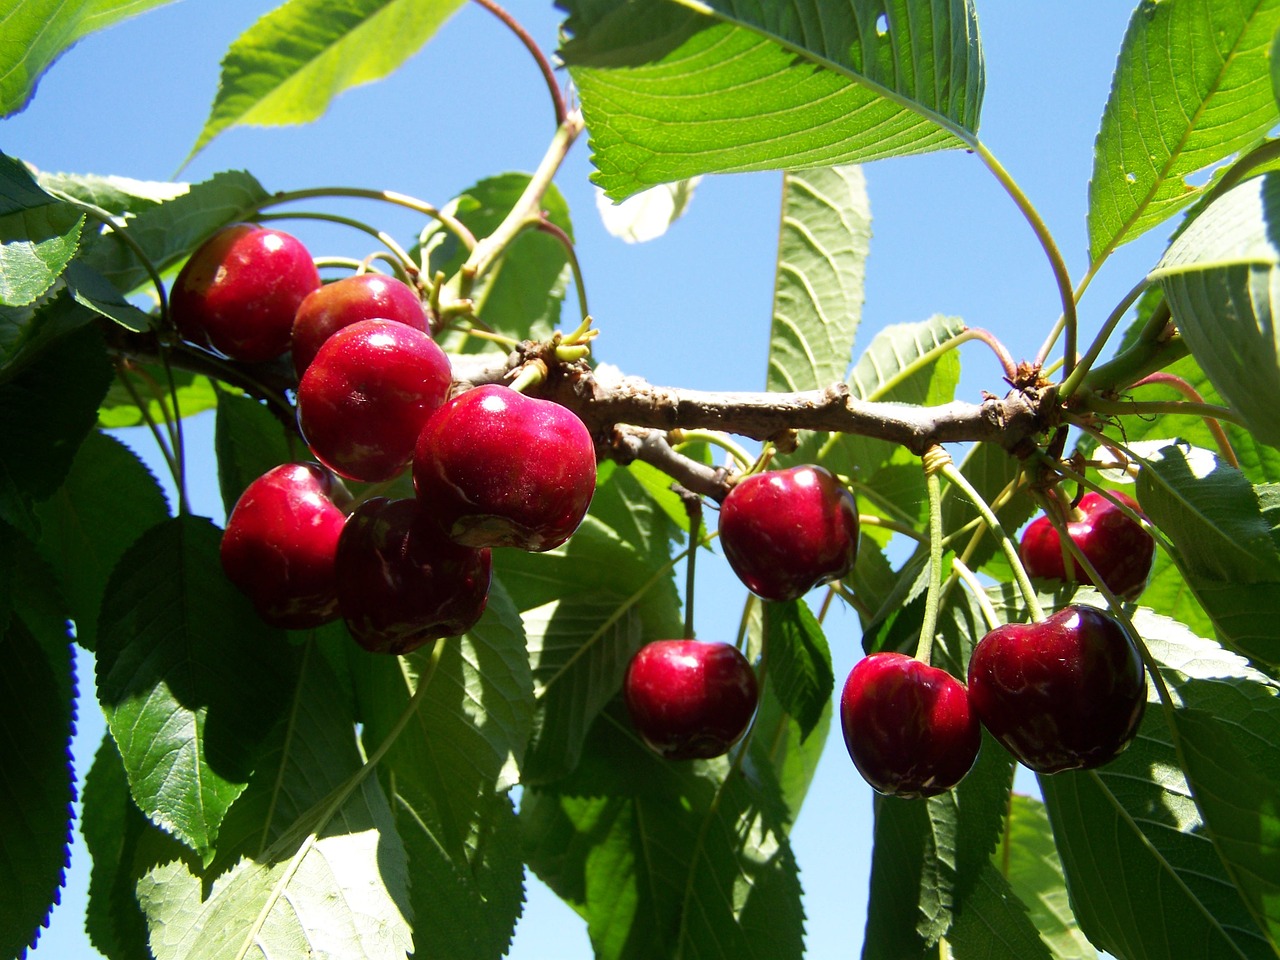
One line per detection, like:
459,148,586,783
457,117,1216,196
950,556,1001,633
962,327,1018,381
250,186,478,251
858,514,925,543
830,580,873,620
254,210,418,282
1059,276,1149,399
507,360,547,394
1079,392,1246,428
157,341,190,515
1130,372,1240,468
115,364,180,494
914,456,947,667
533,218,590,322
470,0,567,128
969,141,1077,379
680,488,703,640
938,458,1046,622
669,428,755,472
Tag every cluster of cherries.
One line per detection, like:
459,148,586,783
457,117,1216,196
625,463,1154,799
173,223,597,654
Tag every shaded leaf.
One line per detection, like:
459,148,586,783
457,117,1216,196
1089,0,1280,261
763,598,833,742
948,862,1054,960
188,0,466,161
213,390,295,517
96,515,297,858
559,0,983,200
34,430,169,650
98,363,221,429
767,164,870,393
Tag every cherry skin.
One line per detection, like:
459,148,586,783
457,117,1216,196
1019,490,1154,601
840,652,981,798
297,319,452,483
171,223,320,363
624,640,759,760
291,273,429,377
334,497,492,655
967,604,1147,774
219,463,347,629
412,384,596,552
717,464,859,602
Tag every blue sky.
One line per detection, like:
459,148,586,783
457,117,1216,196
4,1,1160,956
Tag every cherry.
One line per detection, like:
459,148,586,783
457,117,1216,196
412,384,596,552
967,604,1147,774
171,223,320,363
297,319,452,482
219,463,347,629
623,640,759,760
717,464,859,602
1019,490,1154,601
839,652,980,798
291,273,429,377
334,497,491,655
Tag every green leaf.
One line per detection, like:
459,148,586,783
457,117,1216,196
1088,0,1280,262
559,0,983,200
524,705,804,960
762,599,833,742
76,169,268,296
214,390,295,517
96,515,298,858
351,580,532,864
188,0,466,161
767,164,870,393
947,863,1054,960
136,645,413,960
940,439,1039,577
497,465,682,783
748,676,831,824
34,430,169,650
82,734,191,960
0,0,179,115
1135,442,1280,663
993,794,1097,960
1151,172,1280,447
1129,603,1280,952
1038,624,1276,960
0,152,84,307
0,604,75,959
0,323,112,529
424,173,574,350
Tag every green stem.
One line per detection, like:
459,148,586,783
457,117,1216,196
534,217,590,322
255,210,417,281
51,193,168,321
858,513,925,543
950,557,1000,633
1059,277,1149,398
971,140,1078,379
914,465,946,666
683,498,703,640
158,343,190,515
116,366,180,491
250,187,477,251
939,460,1045,622
471,0,567,127
671,428,754,472
1079,393,1246,427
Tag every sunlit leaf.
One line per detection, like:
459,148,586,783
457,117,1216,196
768,164,870,394
595,177,701,243
559,0,983,200
1089,0,1280,262
188,0,466,161
0,152,84,307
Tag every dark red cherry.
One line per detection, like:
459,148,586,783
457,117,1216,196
219,463,346,629
297,319,452,482
967,604,1147,774
1019,490,1154,601
624,640,759,760
717,464,859,602
412,384,596,552
291,273,429,377
840,652,980,798
334,498,491,655
171,223,320,362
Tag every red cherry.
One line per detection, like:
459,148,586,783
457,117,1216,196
171,223,320,362
297,319,452,482
839,652,980,798
967,604,1147,774
1019,490,1154,601
334,498,491,655
291,273,429,377
412,384,596,552
717,465,859,602
219,463,346,629
623,640,759,760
